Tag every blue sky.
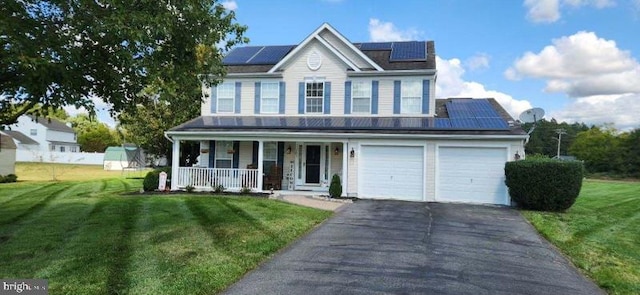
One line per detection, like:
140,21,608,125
87,0,640,129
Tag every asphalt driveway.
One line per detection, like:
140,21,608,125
223,201,603,295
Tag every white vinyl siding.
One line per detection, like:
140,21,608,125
261,82,279,114
401,80,422,114
352,81,371,113
217,83,235,113
215,141,233,168
306,82,324,113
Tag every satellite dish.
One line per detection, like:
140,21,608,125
519,108,545,141
519,108,545,123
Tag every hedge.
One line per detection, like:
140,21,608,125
143,167,172,192
504,159,584,212
0,174,18,183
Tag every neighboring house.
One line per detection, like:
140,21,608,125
103,146,146,171
0,132,17,175
9,115,80,153
165,23,527,205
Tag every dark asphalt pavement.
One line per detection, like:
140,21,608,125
223,201,604,295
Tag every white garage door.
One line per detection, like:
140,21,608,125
437,147,508,205
360,145,424,201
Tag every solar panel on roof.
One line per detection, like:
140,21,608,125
222,46,263,64
477,117,509,129
248,45,295,64
359,42,393,50
390,41,426,61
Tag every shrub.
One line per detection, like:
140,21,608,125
212,184,224,194
185,185,195,193
329,174,342,198
505,159,584,212
143,167,172,192
240,186,252,194
0,174,18,183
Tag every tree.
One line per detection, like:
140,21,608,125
1,1,247,126
118,97,200,166
523,119,589,157
569,125,622,173
68,114,121,152
77,124,119,152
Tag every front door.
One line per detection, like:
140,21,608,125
305,145,321,184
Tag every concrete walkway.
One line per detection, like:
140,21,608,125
223,200,603,295
270,194,350,211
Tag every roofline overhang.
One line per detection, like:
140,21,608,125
165,130,528,141
347,69,437,77
225,72,284,78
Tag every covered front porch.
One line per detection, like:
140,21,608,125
168,137,349,195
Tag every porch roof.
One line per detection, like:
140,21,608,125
170,117,526,136
170,98,527,136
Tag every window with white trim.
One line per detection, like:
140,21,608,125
401,80,422,114
263,142,278,174
30,129,37,136
352,81,371,113
261,82,279,114
217,83,235,113
215,141,233,168
305,82,324,113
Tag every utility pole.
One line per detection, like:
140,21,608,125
555,129,567,158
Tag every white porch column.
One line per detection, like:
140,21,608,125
342,141,348,197
257,140,264,192
170,139,180,190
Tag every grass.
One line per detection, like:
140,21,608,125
522,180,640,295
0,178,332,294
15,162,149,182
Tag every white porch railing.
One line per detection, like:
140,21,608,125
176,167,260,191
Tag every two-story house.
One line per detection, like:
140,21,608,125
166,23,527,205
7,115,80,154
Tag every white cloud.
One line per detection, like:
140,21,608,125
507,31,640,129
436,56,533,119
506,31,640,97
221,0,238,11
465,53,491,71
550,94,640,130
525,0,561,23
524,0,615,23
368,18,420,42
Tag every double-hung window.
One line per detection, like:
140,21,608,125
261,82,279,114
305,82,324,113
401,80,422,114
215,141,233,168
217,83,235,113
352,81,371,113
263,142,278,173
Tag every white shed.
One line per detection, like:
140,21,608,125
0,132,17,176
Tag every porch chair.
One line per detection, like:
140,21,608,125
263,165,282,190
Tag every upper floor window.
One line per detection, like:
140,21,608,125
215,141,233,168
60,146,66,153
401,80,422,114
352,81,371,113
261,82,279,114
305,82,324,113
30,129,37,136
217,83,235,113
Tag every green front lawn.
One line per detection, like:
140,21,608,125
0,179,331,294
522,180,640,295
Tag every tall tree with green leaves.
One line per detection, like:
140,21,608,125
68,114,120,152
1,0,247,126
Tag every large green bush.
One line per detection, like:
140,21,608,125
143,167,172,192
505,159,584,212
